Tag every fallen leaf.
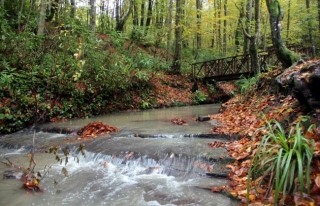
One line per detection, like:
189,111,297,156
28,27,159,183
315,175,320,188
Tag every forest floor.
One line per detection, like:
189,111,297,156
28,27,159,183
120,73,237,111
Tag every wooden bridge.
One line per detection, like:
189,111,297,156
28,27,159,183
191,46,310,82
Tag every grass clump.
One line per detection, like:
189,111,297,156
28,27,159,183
247,118,314,205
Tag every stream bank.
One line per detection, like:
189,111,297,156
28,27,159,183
207,60,320,205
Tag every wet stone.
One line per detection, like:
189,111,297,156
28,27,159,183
197,116,210,121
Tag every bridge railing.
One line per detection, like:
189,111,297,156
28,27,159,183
191,46,310,81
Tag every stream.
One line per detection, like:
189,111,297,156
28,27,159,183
0,104,239,206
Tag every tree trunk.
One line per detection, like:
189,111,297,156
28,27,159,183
46,0,59,22
195,0,202,59
166,0,173,62
318,0,320,35
223,0,227,55
211,0,217,48
70,0,76,18
306,0,316,58
1,0,4,8
31,0,36,8
244,0,252,54
234,1,245,53
133,0,138,26
243,0,260,73
286,0,290,42
106,1,112,30
18,0,25,32
255,0,261,47
266,0,298,68
262,14,268,50
154,0,164,47
131,0,140,42
144,0,153,35
116,0,133,32
253,0,261,73
37,0,47,35
89,0,96,32
140,0,145,27
218,0,222,54
172,0,182,74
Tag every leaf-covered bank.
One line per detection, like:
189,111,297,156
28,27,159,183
208,61,320,205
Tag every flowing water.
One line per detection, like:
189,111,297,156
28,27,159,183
0,104,239,206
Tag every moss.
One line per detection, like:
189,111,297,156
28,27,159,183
269,0,280,18
279,45,299,68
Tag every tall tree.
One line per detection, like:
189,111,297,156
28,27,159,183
223,0,227,54
130,0,140,42
46,0,59,22
318,0,320,35
172,0,182,73
234,1,245,53
132,0,139,27
195,0,202,59
89,0,96,32
211,0,218,48
17,0,25,32
244,0,253,54
243,0,261,73
218,0,222,54
37,0,47,35
166,0,173,62
286,0,291,42
70,0,76,18
154,0,165,47
144,0,153,35
115,0,133,32
266,0,298,68
262,13,268,51
306,0,316,58
140,0,145,27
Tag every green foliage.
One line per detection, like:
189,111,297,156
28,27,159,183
0,10,148,133
192,90,207,105
140,100,151,109
236,75,259,95
208,83,216,95
247,118,314,205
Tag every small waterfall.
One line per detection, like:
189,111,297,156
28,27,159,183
0,105,239,206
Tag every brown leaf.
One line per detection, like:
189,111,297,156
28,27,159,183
315,175,320,188
314,142,320,154
211,186,225,192
293,192,315,206
61,167,69,177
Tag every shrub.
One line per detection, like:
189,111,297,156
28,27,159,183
193,90,207,105
236,75,259,95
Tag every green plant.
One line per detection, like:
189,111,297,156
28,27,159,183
247,118,314,205
193,90,207,105
236,75,259,95
208,84,216,94
140,100,151,109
